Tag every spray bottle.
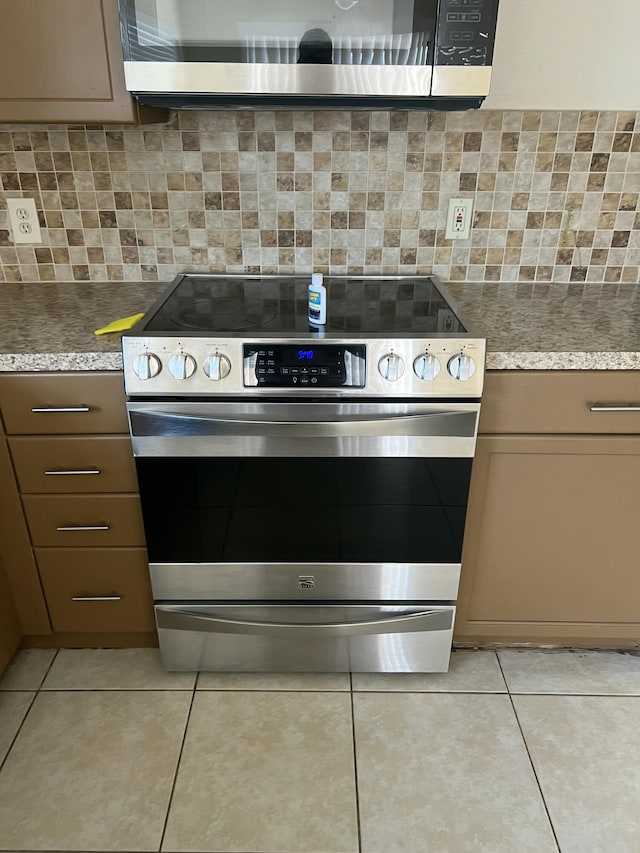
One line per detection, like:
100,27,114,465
308,272,327,325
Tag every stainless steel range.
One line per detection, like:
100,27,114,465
123,274,485,672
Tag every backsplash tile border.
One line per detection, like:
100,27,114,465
0,108,638,285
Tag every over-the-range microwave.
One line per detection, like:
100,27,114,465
119,0,500,110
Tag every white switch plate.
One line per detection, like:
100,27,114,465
7,197,42,244
445,197,474,240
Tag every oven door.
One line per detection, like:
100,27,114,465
128,400,478,571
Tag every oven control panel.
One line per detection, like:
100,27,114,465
122,336,485,398
243,345,366,388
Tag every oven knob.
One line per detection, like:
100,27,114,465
448,354,476,381
168,352,197,380
413,354,441,381
132,352,161,381
203,354,231,381
378,353,405,382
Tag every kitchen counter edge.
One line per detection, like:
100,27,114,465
1,280,639,372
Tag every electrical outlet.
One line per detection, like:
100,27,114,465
445,197,474,240
7,198,42,244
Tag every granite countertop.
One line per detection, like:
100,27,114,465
0,280,639,372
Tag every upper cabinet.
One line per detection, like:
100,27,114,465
485,0,640,111
0,0,164,124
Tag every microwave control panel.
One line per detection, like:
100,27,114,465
436,0,499,66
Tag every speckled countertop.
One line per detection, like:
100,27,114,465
0,280,639,371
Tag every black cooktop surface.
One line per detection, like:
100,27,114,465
141,275,467,335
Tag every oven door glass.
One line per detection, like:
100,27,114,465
136,456,471,564
122,0,437,66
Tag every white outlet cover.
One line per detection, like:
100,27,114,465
445,197,474,241
7,197,43,244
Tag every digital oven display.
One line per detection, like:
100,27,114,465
244,344,366,388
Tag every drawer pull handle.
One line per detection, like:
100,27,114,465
589,404,640,412
45,468,101,476
31,406,91,413
72,594,122,602
44,468,101,477
56,523,110,532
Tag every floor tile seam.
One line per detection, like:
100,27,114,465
508,691,640,698
496,654,562,853
158,685,197,852
35,648,59,693
37,686,197,692
195,687,352,693
0,691,38,776
349,671,363,853
349,689,509,695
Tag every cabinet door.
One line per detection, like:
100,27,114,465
0,421,51,636
0,372,129,435
484,0,640,111
0,0,162,123
0,550,21,677
456,435,640,643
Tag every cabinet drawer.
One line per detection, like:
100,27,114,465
9,436,138,494
480,371,640,434
36,548,154,633
22,494,145,547
0,373,128,435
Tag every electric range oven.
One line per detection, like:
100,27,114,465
123,275,485,672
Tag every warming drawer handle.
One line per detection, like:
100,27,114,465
155,607,453,637
45,468,101,476
56,523,110,532
589,404,640,412
31,406,91,413
72,594,122,602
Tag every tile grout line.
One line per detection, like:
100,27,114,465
349,672,363,853
0,649,60,775
157,681,198,853
40,648,60,689
0,690,38,776
496,653,562,853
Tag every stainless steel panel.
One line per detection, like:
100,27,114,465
150,562,461,602
155,603,456,672
128,401,480,458
132,433,477,458
124,61,433,97
122,335,485,399
431,65,492,97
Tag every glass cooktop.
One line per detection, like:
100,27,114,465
141,275,468,335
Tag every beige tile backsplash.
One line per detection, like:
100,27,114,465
0,109,639,286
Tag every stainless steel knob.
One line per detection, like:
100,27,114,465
203,353,231,381
378,353,405,382
168,352,196,380
132,352,161,381
413,353,441,381
448,354,476,381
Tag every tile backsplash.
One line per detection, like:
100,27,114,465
0,108,639,285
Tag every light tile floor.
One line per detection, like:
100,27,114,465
1,647,640,852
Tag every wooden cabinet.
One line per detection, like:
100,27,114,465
485,0,640,111
456,371,640,647
0,408,49,635
0,372,154,645
0,0,165,124
0,549,21,677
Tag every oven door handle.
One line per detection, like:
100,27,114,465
129,408,478,438
155,606,453,637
